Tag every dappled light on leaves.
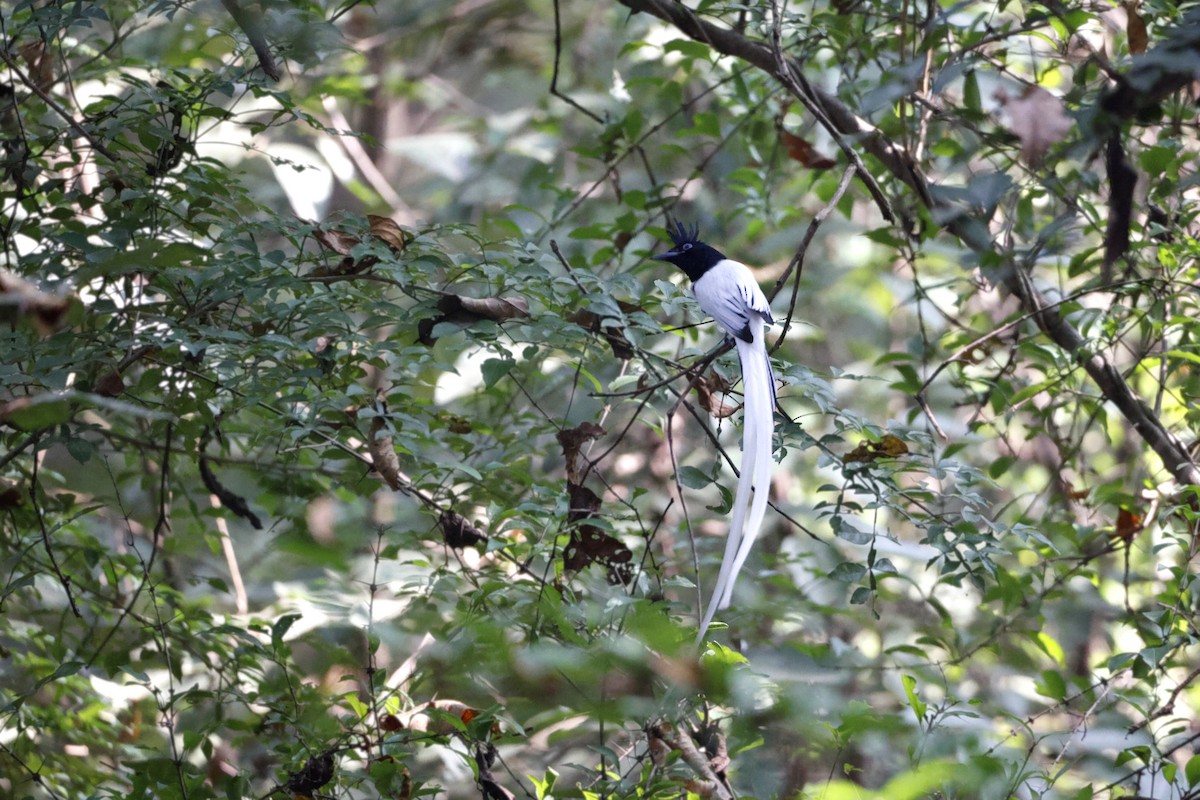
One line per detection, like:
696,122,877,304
3,0,1200,799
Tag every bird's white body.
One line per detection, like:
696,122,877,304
692,259,775,640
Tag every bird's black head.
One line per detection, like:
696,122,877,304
652,221,726,282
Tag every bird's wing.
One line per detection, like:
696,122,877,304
693,259,772,343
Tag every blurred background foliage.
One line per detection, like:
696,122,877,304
2,0,1199,798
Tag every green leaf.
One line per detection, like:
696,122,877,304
481,357,516,388
963,69,982,114
677,465,712,490
901,674,927,721
1185,753,1200,788
271,613,302,645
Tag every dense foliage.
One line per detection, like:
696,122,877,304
2,0,1199,798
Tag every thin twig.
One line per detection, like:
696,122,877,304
0,49,117,162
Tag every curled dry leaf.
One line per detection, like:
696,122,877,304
1124,0,1149,54
368,413,404,491
417,293,531,346
284,751,335,796
780,130,836,169
309,216,408,277
366,214,410,252
557,421,606,484
563,487,633,585
93,370,126,398
996,86,1073,164
19,41,55,92
439,508,486,549
571,308,636,360
694,371,737,418
1112,507,1144,543
0,480,22,509
0,269,73,336
844,434,909,464
311,228,357,256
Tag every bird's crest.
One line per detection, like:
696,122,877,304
666,220,701,248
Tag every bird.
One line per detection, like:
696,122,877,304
653,221,776,641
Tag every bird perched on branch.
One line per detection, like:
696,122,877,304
653,222,776,642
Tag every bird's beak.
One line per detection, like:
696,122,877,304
651,250,677,261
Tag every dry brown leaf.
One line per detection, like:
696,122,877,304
94,370,126,398
694,371,737,418
561,470,632,584
312,228,359,256
780,130,836,169
570,308,636,359
563,524,633,584
284,751,335,796
1124,0,1149,54
0,480,22,509
557,421,605,484
439,509,486,549
417,294,531,345
456,295,530,322
367,214,410,253
19,42,54,92
844,434,909,463
1113,507,1144,543
996,86,1073,164
367,403,403,491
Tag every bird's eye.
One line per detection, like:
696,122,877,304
681,243,692,251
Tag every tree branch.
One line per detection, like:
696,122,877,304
617,0,1200,489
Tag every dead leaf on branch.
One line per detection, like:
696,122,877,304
474,743,514,800
19,41,55,92
995,86,1073,164
1124,0,1149,54
563,481,632,584
439,509,486,549
308,215,410,277
570,305,639,360
0,480,22,509
693,371,737,418
284,750,335,796
844,434,909,464
1112,507,1144,543
417,293,531,346
563,525,632,583
367,214,410,252
556,421,605,484
367,401,404,492
780,130,836,170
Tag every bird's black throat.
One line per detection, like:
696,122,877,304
653,241,727,282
